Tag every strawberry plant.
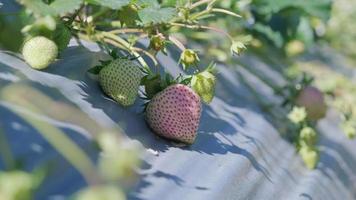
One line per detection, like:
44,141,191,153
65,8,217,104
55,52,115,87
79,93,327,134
278,74,326,169
0,0,245,143
1,1,355,200
0,0,243,199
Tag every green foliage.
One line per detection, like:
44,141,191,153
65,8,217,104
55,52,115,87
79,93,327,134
327,0,356,62
253,0,332,21
137,0,160,8
160,0,188,7
243,0,332,49
17,0,56,16
0,2,353,198
85,0,130,10
138,7,176,25
50,0,83,14
117,6,140,27
18,0,82,16
52,22,72,52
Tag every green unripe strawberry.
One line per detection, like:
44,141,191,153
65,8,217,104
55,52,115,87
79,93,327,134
0,171,35,200
299,146,319,169
22,36,58,70
149,34,165,51
180,49,199,70
285,40,305,57
341,121,356,139
75,185,125,200
299,126,317,146
98,58,143,106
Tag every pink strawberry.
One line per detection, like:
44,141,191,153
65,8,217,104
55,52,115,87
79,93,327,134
145,84,202,144
296,86,327,121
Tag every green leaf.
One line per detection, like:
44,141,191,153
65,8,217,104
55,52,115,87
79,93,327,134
253,23,284,48
254,0,332,21
85,0,130,10
17,0,56,16
141,74,162,99
295,17,314,47
136,0,160,8
50,0,83,15
160,0,188,7
21,15,57,39
138,7,176,25
52,23,72,52
117,6,140,27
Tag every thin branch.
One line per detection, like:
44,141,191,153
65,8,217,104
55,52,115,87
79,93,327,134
102,37,127,50
207,0,217,8
170,22,234,42
109,28,144,34
100,32,150,69
212,8,241,18
190,0,211,9
132,47,158,66
68,4,85,24
168,36,186,51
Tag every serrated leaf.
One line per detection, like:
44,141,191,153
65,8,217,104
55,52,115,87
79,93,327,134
253,23,284,48
85,0,130,10
117,6,140,27
142,74,162,99
161,0,188,7
50,0,83,15
21,15,57,39
17,0,56,16
52,23,71,52
136,0,160,8
254,0,332,21
138,7,176,25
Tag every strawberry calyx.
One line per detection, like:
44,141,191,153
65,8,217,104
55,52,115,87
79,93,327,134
278,73,314,107
179,49,200,70
141,71,177,100
88,49,142,75
191,62,217,104
149,34,166,52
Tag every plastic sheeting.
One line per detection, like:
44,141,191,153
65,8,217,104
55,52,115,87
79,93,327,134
0,4,356,193
1,39,356,200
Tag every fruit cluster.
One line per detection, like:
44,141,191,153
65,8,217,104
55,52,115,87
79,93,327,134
281,75,327,169
86,49,216,144
21,31,216,144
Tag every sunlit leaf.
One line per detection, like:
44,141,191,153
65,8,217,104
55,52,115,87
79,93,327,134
85,0,130,10
138,7,176,25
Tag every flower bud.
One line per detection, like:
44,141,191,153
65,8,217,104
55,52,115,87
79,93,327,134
180,49,199,70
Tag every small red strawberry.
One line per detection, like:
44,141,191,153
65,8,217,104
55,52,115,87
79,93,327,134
145,84,202,144
296,86,327,121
